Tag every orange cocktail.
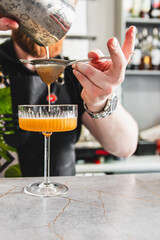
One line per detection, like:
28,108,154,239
19,117,77,132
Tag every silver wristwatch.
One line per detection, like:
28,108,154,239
83,92,118,119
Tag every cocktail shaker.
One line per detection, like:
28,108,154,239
0,0,75,46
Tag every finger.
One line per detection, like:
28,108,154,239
107,37,127,72
88,49,104,60
72,62,103,88
87,49,110,71
73,68,100,91
0,17,19,30
122,26,136,61
72,63,112,94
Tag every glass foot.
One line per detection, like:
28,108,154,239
24,182,68,197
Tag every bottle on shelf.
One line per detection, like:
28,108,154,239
140,28,152,70
131,0,141,17
131,29,142,69
124,0,134,18
128,27,160,71
149,0,160,18
150,28,160,70
140,0,151,18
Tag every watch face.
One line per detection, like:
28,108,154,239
111,96,118,111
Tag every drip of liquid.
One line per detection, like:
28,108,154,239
48,84,50,111
46,46,50,110
46,46,49,59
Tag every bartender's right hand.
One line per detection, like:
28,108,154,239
0,14,19,30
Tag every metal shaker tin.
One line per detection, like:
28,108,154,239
0,0,75,46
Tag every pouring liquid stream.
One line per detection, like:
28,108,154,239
46,46,50,60
46,46,51,111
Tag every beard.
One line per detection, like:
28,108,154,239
11,29,63,58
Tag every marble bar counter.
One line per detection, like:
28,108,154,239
0,174,160,240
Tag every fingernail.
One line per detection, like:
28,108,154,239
111,38,118,49
9,22,19,29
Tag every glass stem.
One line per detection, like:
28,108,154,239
43,135,51,185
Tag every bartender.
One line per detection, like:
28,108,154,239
0,16,138,177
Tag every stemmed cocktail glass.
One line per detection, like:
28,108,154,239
18,104,78,197
18,58,78,197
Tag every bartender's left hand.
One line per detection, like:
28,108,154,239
72,26,135,113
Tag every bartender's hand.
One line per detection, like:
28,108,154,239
0,14,19,30
72,26,135,113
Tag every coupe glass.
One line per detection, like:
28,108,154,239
18,104,78,197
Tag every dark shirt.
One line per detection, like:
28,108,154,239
0,39,84,176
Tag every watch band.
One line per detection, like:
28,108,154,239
83,92,118,119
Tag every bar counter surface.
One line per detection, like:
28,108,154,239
0,173,160,239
